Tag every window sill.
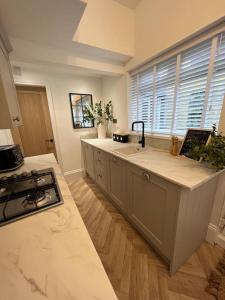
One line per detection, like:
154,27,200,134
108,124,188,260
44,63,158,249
128,131,184,141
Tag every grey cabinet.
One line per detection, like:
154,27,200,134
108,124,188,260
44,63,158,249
83,143,95,179
94,148,108,192
0,40,22,129
108,155,127,210
127,164,178,259
81,140,218,275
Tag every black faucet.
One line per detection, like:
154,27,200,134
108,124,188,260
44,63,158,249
132,121,145,148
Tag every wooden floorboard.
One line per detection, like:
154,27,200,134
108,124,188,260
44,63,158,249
66,173,223,300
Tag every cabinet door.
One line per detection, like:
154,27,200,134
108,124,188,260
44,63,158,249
108,155,127,210
128,165,178,259
0,46,22,129
94,149,108,192
83,143,95,179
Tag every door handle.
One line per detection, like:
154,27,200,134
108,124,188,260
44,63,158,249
13,116,20,122
45,139,54,143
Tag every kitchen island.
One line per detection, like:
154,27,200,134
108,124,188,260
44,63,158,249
0,154,117,300
82,139,224,274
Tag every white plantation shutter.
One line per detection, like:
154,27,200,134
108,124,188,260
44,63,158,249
138,68,154,131
174,40,212,135
154,57,177,134
205,33,225,129
129,31,225,136
129,68,154,131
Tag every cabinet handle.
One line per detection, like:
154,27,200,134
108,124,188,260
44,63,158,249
99,173,102,178
143,172,150,181
112,157,117,163
13,116,20,122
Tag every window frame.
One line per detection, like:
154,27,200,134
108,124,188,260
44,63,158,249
129,29,225,136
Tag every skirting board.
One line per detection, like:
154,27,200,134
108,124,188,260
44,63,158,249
215,233,225,249
64,168,84,176
206,223,218,244
206,223,225,249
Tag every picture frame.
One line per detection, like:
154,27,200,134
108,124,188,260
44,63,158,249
179,128,212,161
69,93,94,129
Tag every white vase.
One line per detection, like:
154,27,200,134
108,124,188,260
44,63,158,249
97,123,107,139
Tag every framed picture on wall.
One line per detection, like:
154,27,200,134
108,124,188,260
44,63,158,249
69,93,94,129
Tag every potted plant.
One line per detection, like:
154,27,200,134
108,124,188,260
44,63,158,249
187,124,225,171
83,100,114,138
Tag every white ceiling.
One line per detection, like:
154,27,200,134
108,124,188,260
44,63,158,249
114,0,141,9
0,0,85,49
0,0,131,67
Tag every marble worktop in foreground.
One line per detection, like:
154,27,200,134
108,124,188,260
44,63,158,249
82,138,224,190
0,154,117,300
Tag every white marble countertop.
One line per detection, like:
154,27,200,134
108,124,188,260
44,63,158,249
0,154,117,300
82,138,224,190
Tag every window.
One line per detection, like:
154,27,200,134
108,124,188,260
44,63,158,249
154,57,176,134
129,32,225,136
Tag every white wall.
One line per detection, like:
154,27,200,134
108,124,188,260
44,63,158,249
12,65,102,174
0,130,13,145
102,75,128,133
127,0,225,69
74,0,134,57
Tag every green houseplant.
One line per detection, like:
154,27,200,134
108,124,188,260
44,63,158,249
83,100,114,138
187,124,225,171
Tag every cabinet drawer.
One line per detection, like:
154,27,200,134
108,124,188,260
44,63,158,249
84,143,92,150
83,143,95,179
94,148,107,166
95,164,108,192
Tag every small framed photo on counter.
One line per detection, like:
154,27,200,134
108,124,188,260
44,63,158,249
179,129,212,161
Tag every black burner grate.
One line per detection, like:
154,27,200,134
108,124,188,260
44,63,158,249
0,168,63,226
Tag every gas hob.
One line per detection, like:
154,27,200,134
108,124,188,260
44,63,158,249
0,168,63,226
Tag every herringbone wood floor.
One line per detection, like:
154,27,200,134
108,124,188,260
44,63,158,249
66,173,223,300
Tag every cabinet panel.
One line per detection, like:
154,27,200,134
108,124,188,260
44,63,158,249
132,173,166,242
94,148,107,167
108,155,127,210
128,165,178,259
83,143,95,179
94,148,108,192
0,46,22,128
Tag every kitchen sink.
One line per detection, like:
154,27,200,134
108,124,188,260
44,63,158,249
112,145,149,156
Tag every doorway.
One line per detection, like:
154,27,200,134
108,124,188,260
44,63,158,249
11,85,57,158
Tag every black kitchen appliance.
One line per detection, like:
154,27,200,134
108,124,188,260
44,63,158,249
0,144,24,172
113,133,129,143
0,168,63,226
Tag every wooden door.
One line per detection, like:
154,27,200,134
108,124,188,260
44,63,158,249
11,86,56,158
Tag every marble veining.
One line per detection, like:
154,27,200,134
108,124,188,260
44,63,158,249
82,138,225,190
0,154,117,300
